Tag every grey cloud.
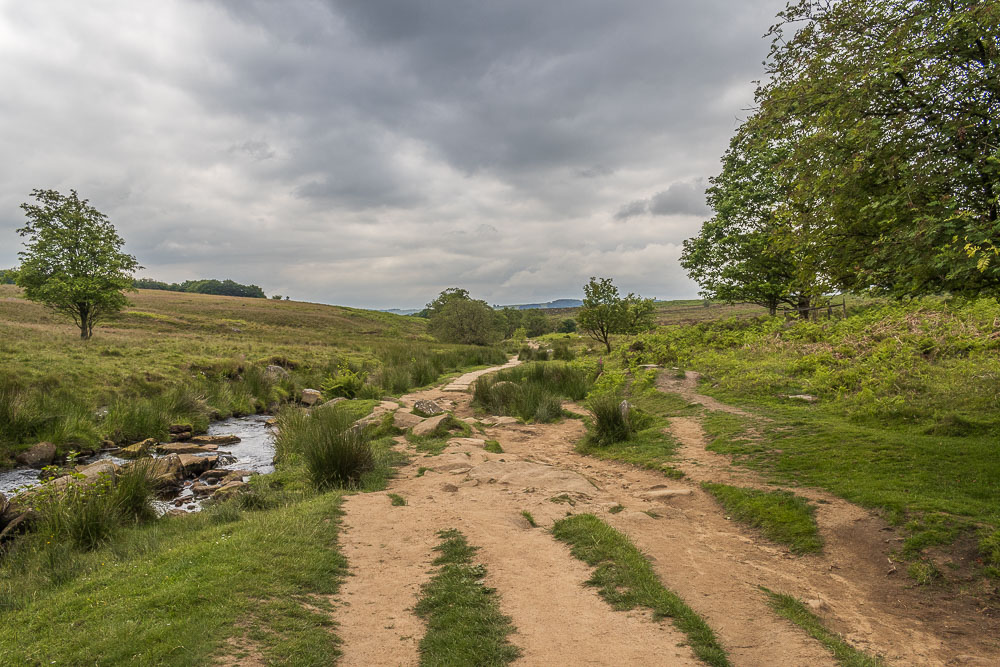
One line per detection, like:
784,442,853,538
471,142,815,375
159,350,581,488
0,0,788,308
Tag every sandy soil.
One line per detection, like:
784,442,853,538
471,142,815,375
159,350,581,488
330,364,1000,666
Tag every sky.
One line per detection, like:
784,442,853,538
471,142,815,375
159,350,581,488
0,0,787,310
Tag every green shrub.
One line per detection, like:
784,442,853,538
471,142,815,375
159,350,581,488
274,404,375,490
586,393,636,446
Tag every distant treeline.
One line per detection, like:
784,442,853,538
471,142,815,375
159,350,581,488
0,269,15,285
134,278,266,299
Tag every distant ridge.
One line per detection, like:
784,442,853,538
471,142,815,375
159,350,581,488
502,298,583,310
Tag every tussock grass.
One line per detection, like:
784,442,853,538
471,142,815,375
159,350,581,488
552,514,729,666
473,361,592,423
760,587,884,666
415,529,520,666
274,403,376,490
701,483,822,554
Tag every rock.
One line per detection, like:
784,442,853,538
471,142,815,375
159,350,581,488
190,434,240,446
119,438,157,459
393,411,424,429
149,455,183,487
447,438,487,448
167,431,193,442
413,399,444,417
168,424,193,434
441,484,460,493
213,480,248,499
315,397,346,410
378,400,399,412
156,443,219,455
480,415,520,426
265,364,290,381
786,394,819,403
301,389,322,406
74,460,119,480
264,418,277,426
191,481,218,497
178,454,219,476
15,442,57,468
619,400,633,421
804,598,827,612
412,414,456,437
0,512,33,543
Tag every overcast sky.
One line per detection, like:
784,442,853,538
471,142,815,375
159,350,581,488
0,0,785,309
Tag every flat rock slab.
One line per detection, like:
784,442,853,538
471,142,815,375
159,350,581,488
447,438,487,448
639,488,693,501
393,411,424,429
466,460,597,495
411,413,450,437
191,435,240,446
156,443,219,455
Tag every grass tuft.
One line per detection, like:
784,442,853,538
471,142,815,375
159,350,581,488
552,514,729,666
415,529,520,666
701,483,823,554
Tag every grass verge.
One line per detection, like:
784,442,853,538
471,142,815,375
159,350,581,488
760,587,884,666
552,514,729,666
0,491,346,664
415,529,520,666
701,483,823,554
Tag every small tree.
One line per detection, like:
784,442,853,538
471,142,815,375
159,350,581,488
577,277,655,353
426,288,502,346
16,189,140,339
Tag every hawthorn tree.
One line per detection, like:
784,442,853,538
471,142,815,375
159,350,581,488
577,277,655,353
425,288,502,345
16,189,140,339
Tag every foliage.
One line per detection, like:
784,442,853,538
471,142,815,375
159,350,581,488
426,288,503,346
0,268,16,285
134,277,266,299
522,309,553,337
16,189,141,339
320,362,366,399
557,318,577,333
585,393,640,446
552,514,730,666
415,529,520,666
701,483,822,554
472,361,592,423
273,404,375,490
577,277,656,352
749,0,1000,297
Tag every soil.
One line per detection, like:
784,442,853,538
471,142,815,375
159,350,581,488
330,363,1000,666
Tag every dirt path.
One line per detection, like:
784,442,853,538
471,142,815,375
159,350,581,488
331,367,1000,666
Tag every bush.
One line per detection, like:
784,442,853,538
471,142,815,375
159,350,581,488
473,362,593,423
586,393,636,446
274,405,375,490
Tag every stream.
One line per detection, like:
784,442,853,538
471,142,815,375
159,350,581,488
0,414,276,512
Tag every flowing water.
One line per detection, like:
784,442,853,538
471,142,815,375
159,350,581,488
0,414,276,508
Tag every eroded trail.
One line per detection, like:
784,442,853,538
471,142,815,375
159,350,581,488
333,364,1000,666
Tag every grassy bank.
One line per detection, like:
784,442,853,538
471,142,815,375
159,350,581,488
613,297,1000,577
0,286,505,465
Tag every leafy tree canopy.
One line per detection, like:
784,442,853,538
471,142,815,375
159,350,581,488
426,288,503,346
16,189,140,339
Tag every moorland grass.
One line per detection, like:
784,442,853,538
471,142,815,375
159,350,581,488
0,490,346,665
760,587,884,666
701,483,823,554
472,361,592,423
415,529,520,666
552,514,729,667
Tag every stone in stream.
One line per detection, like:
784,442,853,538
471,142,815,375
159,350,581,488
190,434,240,446
156,443,219,455
167,431,193,442
301,389,322,406
119,438,157,459
149,455,183,488
177,454,219,476
168,424,192,435
15,442,56,468
393,411,424,430
413,399,444,417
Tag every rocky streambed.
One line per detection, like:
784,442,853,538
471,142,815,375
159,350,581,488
0,413,278,540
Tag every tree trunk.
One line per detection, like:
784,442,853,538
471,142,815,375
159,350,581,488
796,294,811,319
78,304,91,339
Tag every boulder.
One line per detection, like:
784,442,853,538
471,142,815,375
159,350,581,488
301,389,322,406
315,397,347,411
149,455,183,487
168,424,193,435
156,443,219,455
74,460,119,480
213,480,248,499
119,438,157,459
786,394,819,403
178,454,219,476
265,364,290,381
190,481,219,497
190,434,240,446
15,442,56,468
412,414,458,438
167,431,193,442
413,399,444,417
393,411,424,429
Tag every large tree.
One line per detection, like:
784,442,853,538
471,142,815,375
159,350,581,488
16,189,140,339
425,288,502,346
757,0,1000,296
577,277,655,353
